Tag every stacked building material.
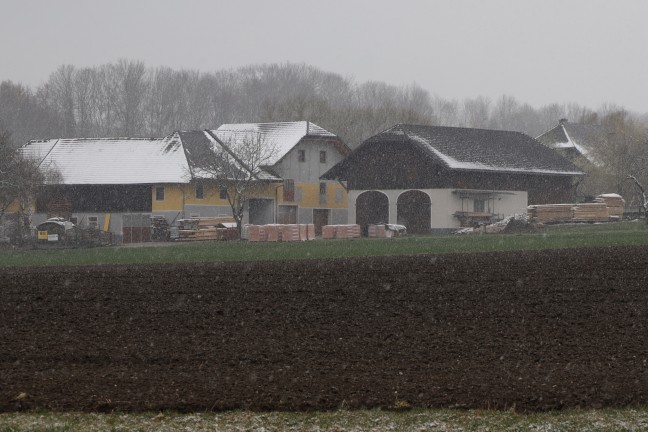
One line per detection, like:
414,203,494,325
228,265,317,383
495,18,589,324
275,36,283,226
367,224,406,238
527,204,574,223
572,202,609,222
595,194,625,219
176,216,238,241
322,225,336,239
280,224,301,241
368,224,387,238
322,224,361,239
247,224,315,242
248,225,267,242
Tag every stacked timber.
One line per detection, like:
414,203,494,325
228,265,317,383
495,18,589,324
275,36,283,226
572,202,609,222
176,216,238,241
527,204,574,223
322,224,361,239
595,193,625,220
247,224,315,242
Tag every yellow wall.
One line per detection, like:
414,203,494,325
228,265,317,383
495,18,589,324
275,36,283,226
276,181,347,209
151,182,283,212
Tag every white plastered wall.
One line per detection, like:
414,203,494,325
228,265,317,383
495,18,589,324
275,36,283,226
348,189,528,229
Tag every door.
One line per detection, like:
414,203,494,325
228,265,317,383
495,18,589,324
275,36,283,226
313,209,330,237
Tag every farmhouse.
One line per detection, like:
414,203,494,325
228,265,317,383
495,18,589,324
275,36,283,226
536,118,606,163
180,121,350,234
18,121,349,242
322,124,583,233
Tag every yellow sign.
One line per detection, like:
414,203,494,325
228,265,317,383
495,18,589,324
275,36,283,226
38,231,48,240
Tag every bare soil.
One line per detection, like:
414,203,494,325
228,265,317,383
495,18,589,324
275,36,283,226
1,246,648,412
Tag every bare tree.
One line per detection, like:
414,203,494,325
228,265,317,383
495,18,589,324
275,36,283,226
200,130,278,234
0,129,49,242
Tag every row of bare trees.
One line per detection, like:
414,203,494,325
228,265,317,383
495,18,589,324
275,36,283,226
5,60,648,147
1,60,648,209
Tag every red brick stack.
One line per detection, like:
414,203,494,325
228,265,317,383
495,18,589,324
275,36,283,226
368,224,387,238
322,224,361,239
247,224,315,242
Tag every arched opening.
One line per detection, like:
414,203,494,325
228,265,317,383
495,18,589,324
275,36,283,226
356,191,389,236
397,190,431,234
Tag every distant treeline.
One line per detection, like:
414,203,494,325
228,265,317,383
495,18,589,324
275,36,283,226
1,60,646,147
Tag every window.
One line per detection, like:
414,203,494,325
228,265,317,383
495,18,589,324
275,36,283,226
319,182,327,195
283,179,295,202
319,150,327,163
474,199,486,213
335,188,344,204
88,216,99,229
195,182,204,200
319,182,327,206
69,217,78,225
155,186,165,201
298,149,306,162
219,186,228,200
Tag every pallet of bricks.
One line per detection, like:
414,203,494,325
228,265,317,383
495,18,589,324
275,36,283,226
367,224,405,238
248,224,316,242
176,216,238,241
594,193,625,221
322,224,361,239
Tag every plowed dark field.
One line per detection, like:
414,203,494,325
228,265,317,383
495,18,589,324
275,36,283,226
2,245,648,412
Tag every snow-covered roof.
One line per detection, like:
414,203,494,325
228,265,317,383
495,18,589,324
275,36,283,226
20,134,190,185
213,121,338,165
177,130,281,181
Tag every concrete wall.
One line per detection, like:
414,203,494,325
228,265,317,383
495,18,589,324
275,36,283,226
348,188,528,230
274,139,346,183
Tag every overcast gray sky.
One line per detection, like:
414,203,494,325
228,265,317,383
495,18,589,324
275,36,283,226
2,0,647,113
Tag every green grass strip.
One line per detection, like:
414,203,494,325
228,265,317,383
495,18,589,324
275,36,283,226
1,221,648,268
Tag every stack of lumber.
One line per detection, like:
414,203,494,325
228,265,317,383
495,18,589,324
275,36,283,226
595,193,625,219
322,224,361,239
572,202,609,222
527,204,574,223
176,216,238,241
247,224,315,242
528,195,625,224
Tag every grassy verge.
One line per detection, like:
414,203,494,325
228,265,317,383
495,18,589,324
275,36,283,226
2,409,648,432
1,221,648,268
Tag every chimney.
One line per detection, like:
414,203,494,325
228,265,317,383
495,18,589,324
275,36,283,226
559,118,568,125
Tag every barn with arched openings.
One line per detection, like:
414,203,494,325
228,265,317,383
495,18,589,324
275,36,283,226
322,124,583,234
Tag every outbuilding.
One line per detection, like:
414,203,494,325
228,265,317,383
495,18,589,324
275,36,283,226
322,124,584,233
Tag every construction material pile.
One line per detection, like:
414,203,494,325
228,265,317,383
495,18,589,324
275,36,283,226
176,216,238,241
528,194,625,224
454,214,531,235
367,224,407,238
322,224,361,239
595,193,626,220
248,224,315,242
572,203,608,222
526,204,574,224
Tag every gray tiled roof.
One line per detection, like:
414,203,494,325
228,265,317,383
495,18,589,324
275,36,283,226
377,124,582,175
536,121,606,159
324,124,583,179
